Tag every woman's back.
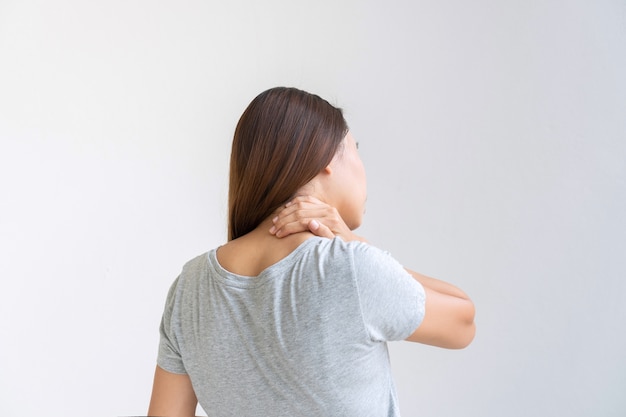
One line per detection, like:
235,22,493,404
158,236,425,417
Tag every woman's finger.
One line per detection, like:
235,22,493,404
308,220,335,239
271,206,335,235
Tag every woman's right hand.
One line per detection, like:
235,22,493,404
269,195,367,242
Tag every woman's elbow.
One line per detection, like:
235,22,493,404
452,301,476,349
450,321,476,349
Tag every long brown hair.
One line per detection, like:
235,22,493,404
228,87,348,240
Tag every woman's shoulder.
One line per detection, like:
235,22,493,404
311,237,395,266
320,236,387,254
181,251,211,274
164,251,212,293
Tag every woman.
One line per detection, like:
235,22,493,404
148,87,475,417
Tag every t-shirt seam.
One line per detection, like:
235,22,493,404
206,238,321,289
348,243,377,343
156,356,187,375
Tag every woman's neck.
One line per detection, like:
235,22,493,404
217,217,314,277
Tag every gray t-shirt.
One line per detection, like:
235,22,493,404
158,236,425,417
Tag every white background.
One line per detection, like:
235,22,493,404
1,1,625,416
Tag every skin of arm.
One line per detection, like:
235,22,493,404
148,365,198,417
404,268,475,349
271,196,476,349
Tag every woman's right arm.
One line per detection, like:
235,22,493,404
404,269,475,349
271,196,476,349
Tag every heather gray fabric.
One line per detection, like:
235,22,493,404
157,236,425,417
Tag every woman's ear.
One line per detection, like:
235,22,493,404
308,164,333,196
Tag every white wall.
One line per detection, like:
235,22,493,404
1,1,624,416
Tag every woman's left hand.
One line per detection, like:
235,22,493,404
269,195,366,242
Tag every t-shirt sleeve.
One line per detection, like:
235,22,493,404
351,243,426,342
156,276,187,374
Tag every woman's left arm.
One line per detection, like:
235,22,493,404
148,365,198,417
